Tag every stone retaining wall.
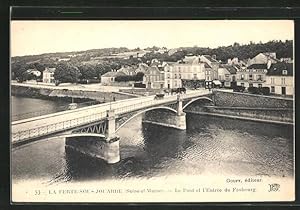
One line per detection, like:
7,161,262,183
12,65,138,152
213,90,293,108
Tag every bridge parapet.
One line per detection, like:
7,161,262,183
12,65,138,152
12,111,107,144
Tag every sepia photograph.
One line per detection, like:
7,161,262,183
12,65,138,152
10,20,294,202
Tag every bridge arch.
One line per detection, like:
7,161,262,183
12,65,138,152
116,106,177,132
182,97,213,110
39,133,106,141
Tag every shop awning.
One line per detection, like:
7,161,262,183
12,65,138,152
213,80,222,85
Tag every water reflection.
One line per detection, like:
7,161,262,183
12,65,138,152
12,113,294,184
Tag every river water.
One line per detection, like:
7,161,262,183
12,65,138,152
11,96,294,185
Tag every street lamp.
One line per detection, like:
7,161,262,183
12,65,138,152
110,95,112,110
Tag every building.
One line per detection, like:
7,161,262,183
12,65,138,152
247,52,280,66
218,64,237,88
280,57,293,63
42,67,56,83
236,64,268,88
164,55,206,89
264,62,293,95
58,58,70,62
143,66,165,89
168,48,178,56
117,66,137,76
101,71,126,85
26,68,41,77
199,55,219,81
135,63,149,73
227,57,239,65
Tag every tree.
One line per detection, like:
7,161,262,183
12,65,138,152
78,64,97,79
11,61,28,82
53,62,81,83
135,72,144,81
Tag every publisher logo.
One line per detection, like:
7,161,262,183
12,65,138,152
268,184,280,192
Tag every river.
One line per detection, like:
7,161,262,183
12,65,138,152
11,96,294,184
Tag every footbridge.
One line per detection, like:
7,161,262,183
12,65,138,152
12,89,213,163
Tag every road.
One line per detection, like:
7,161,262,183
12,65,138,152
11,81,138,92
11,89,210,143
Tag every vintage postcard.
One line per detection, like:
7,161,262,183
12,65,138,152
10,19,294,202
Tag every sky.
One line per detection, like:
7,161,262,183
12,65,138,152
11,20,294,57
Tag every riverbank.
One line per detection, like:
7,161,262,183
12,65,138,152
11,83,138,102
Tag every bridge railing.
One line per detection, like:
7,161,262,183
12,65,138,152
12,100,101,121
114,91,208,114
12,111,107,143
115,95,177,114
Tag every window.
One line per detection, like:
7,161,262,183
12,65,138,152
167,74,170,79
175,74,177,79
271,86,275,93
241,83,244,87
249,83,253,87
282,87,286,95
193,74,197,79
241,74,244,80
282,70,287,75
257,75,262,81
281,78,286,85
179,74,182,79
271,78,274,84
249,74,253,80
258,84,262,88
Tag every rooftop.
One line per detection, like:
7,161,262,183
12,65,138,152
219,64,237,74
202,55,218,63
44,67,56,73
247,64,268,69
101,71,126,77
267,62,293,76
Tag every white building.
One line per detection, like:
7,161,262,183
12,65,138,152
264,62,293,95
100,71,126,85
199,55,219,82
236,64,268,88
164,55,206,89
247,52,280,66
26,68,41,77
42,67,56,83
218,64,237,88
